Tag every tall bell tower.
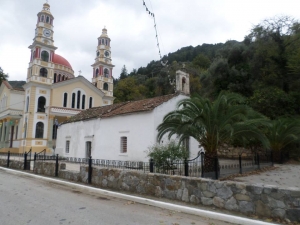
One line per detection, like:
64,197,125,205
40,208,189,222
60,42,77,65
28,2,57,83
91,28,114,97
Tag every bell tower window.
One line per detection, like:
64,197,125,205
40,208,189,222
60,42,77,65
35,122,44,138
46,16,50,23
95,68,99,77
40,68,48,77
37,96,46,113
182,77,186,91
41,51,49,62
104,68,109,78
103,83,108,91
40,15,44,22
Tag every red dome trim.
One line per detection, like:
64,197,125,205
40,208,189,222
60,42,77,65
52,54,73,69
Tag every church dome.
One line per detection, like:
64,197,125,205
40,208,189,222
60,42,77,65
52,54,73,69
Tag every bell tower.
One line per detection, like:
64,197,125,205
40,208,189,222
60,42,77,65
91,27,114,97
28,2,57,84
175,70,190,95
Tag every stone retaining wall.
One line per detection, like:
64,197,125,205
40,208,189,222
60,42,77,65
0,159,24,170
2,160,300,222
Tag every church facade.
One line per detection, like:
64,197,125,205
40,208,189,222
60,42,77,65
0,3,115,153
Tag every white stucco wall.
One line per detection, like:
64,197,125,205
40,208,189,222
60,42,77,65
56,94,201,161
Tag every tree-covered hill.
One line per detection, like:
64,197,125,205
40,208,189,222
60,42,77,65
114,16,300,119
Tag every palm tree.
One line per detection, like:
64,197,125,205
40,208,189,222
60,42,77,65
266,118,300,152
157,92,269,156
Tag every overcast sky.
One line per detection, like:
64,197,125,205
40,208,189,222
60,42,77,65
0,0,299,81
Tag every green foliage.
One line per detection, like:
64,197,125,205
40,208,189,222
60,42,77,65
265,118,300,152
157,92,269,155
249,86,296,119
0,68,9,85
119,65,128,80
146,141,189,172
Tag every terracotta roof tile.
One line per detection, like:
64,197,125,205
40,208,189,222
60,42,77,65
64,93,179,124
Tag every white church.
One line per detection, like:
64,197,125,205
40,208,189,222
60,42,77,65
55,70,201,161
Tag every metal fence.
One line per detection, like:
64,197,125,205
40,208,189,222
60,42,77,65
0,150,279,180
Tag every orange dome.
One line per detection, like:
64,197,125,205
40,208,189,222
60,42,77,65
52,54,72,69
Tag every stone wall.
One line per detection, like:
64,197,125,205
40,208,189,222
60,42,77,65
0,158,24,170
2,160,300,222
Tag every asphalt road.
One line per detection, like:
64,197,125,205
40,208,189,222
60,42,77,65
0,170,232,225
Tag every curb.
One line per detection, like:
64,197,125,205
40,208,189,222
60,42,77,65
0,167,278,225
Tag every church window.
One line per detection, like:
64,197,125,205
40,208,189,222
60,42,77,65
24,118,27,138
120,137,127,153
41,15,44,22
52,122,58,140
66,141,70,153
35,122,44,138
15,125,18,140
58,74,61,82
40,68,48,77
97,51,100,57
89,97,93,108
102,39,104,44
103,83,108,91
77,91,81,109
104,68,109,78
105,39,108,46
72,93,76,108
41,51,49,62
46,16,50,23
62,75,65,81
63,93,68,107
95,68,99,77
54,73,57,83
37,96,46,113
26,96,29,112
182,77,186,91
82,95,85,109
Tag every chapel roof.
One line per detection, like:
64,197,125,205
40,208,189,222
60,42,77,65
1,80,25,91
64,93,179,124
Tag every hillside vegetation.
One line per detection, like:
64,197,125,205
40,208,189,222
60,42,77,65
113,16,300,119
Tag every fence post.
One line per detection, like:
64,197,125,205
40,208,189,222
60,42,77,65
34,152,37,161
24,152,27,170
257,153,260,169
201,153,204,178
7,151,10,168
55,154,59,177
88,156,92,184
239,154,242,174
184,159,189,177
214,156,219,180
271,150,274,166
149,159,154,173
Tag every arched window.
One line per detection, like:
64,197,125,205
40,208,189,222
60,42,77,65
46,16,50,23
95,68,99,77
77,91,81,109
72,93,76,108
63,93,68,107
37,96,46,112
24,117,27,138
103,83,108,91
102,39,104,44
82,95,85,109
54,73,57,83
41,51,49,62
104,68,109,78
89,97,93,108
26,96,29,112
58,74,61,82
35,122,44,138
182,77,186,91
40,68,48,77
105,39,108,46
41,15,44,22
62,75,65,81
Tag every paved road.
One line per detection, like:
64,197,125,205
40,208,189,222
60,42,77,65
0,170,232,225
